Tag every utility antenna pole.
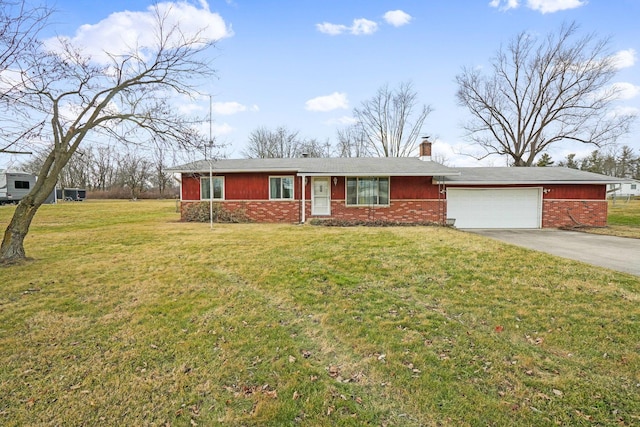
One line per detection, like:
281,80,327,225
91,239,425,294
209,94,214,230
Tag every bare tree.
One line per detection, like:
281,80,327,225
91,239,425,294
116,151,152,200
336,124,368,157
1,4,216,263
150,143,174,197
90,144,117,191
59,150,90,189
242,126,301,158
297,138,333,158
353,81,432,157
0,0,52,155
456,22,636,166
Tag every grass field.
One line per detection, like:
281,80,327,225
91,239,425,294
1,200,639,426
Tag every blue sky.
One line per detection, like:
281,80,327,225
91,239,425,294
4,0,640,167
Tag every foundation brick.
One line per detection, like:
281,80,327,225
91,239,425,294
542,200,608,227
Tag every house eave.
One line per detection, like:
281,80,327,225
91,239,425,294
439,180,622,185
300,172,461,177
171,169,461,177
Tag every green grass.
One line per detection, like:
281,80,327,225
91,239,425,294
608,199,640,227
1,200,639,426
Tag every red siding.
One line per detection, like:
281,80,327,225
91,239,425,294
225,173,304,200
391,176,440,199
317,176,441,200
445,183,607,200
182,175,200,200
542,184,605,200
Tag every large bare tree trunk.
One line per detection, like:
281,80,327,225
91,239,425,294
1,196,40,263
1,149,63,264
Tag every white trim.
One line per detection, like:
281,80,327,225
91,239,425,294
544,198,608,202
171,169,459,177
302,172,459,177
301,175,306,223
269,175,295,200
345,176,391,207
311,177,331,216
439,180,620,185
200,176,225,200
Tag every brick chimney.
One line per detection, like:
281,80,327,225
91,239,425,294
419,139,432,161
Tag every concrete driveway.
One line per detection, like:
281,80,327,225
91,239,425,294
466,229,640,277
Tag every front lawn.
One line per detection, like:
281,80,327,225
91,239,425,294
0,200,638,426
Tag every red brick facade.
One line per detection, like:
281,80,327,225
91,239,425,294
542,200,608,227
181,200,301,223
180,199,445,223
180,173,609,227
307,199,444,223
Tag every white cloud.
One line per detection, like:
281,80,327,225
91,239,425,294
612,82,640,100
177,102,203,115
383,10,412,27
212,101,249,115
213,122,234,136
526,0,586,13
316,18,378,36
489,0,520,11
610,105,640,117
46,1,232,64
489,0,586,13
431,140,500,167
611,49,636,69
351,19,378,35
305,92,349,112
326,116,358,126
316,22,348,36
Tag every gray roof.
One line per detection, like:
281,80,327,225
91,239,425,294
437,167,623,184
168,157,459,176
169,159,623,184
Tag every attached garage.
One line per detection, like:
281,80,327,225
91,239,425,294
447,187,542,229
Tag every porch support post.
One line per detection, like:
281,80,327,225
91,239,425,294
301,175,306,224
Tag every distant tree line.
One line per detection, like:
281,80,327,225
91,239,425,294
21,144,179,199
537,145,640,179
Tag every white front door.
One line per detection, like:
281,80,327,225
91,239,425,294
312,177,331,216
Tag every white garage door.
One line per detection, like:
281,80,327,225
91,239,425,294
447,188,542,229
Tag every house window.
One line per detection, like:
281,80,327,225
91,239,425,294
14,180,30,189
631,184,637,190
200,176,224,200
346,177,389,206
270,176,294,200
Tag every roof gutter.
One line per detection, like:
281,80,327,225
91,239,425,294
168,169,461,177
435,180,623,185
